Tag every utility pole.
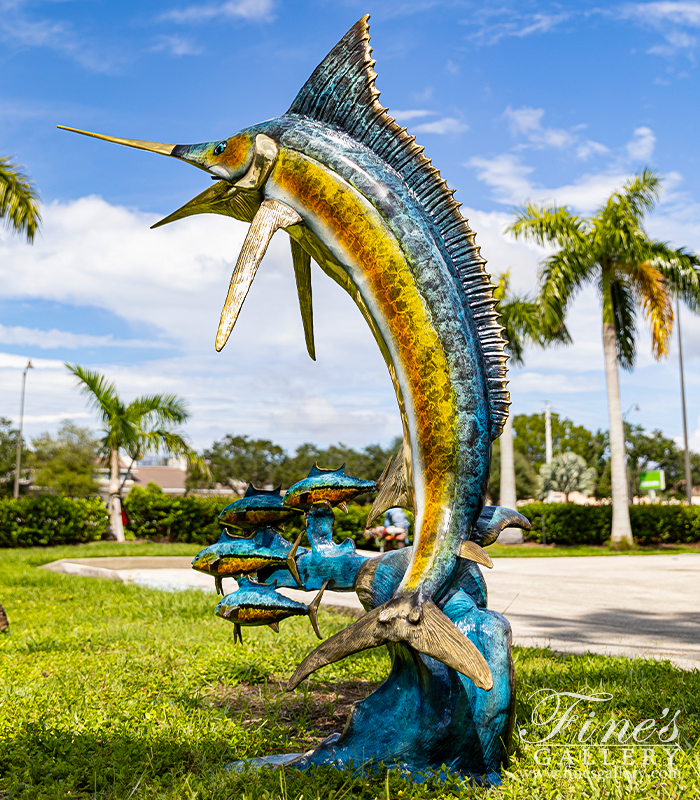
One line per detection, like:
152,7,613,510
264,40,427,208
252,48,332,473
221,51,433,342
13,360,34,499
677,298,693,506
545,402,554,503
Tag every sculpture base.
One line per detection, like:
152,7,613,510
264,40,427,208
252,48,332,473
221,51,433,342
232,587,513,787
231,752,501,787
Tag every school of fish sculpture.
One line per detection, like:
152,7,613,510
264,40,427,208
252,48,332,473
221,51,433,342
59,14,526,784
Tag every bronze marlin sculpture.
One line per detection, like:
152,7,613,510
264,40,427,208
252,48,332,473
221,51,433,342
59,16,508,692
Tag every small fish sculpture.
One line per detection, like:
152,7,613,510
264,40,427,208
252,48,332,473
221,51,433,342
216,576,328,643
192,526,305,594
219,484,302,532
283,463,377,513
59,16,509,692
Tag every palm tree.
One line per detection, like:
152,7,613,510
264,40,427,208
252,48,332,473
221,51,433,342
67,365,201,541
537,452,597,503
1,156,40,630
495,273,570,542
1,156,41,241
507,170,700,546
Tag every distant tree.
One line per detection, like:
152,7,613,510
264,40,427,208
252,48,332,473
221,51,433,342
625,424,700,499
0,156,40,241
488,441,537,503
513,413,608,477
494,272,570,517
205,435,287,490
30,421,101,496
537,452,597,502
0,417,26,496
67,365,200,541
198,435,401,498
509,169,700,545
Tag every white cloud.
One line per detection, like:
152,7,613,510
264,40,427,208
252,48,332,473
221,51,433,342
503,105,608,156
412,117,468,135
391,109,436,122
503,105,575,149
623,2,700,27
576,140,610,160
0,10,125,73
626,126,657,160
466,10,570,46
162,0,274,24
0,324,170,351
621,2,700,56
0,195,399,450
468,125,659,210
150,35,202,56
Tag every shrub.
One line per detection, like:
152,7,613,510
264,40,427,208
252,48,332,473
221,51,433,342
519,503,700,545
123,487,408,550
0,495,109,547
123,486,227,544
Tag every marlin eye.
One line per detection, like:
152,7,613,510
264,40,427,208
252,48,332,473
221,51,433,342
214,141,227,156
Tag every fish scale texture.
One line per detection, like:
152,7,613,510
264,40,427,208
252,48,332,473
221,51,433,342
287,15,509,437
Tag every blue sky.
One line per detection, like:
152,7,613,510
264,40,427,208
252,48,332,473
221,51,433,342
1,0,699,456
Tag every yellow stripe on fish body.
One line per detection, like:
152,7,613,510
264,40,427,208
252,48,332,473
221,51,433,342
268,150,460,594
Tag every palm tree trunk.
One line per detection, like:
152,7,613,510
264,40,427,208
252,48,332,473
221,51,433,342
602,322,633,546
109,447,125,542
497,413,523,544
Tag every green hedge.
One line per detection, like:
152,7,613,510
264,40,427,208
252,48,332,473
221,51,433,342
123,488,226,544
0,496,109,547
123,486,399,549
519,503,700,545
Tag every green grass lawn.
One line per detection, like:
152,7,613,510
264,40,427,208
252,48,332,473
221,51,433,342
1,545,698,799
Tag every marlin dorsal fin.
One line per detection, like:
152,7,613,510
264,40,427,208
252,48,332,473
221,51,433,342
287,16,509,438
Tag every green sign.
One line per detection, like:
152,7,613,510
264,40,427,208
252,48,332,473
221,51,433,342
639,470,665,491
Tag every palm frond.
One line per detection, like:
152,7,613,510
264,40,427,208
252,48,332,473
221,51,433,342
606,278,637,370
649,244,700,314
604,169,660,222
538,248,597,328
65,364,120,427
629,262,673,360
0,157,41,242
506,203,586,248
128,394,190,427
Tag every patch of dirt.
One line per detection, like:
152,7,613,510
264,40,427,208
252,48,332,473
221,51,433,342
205,679,380,742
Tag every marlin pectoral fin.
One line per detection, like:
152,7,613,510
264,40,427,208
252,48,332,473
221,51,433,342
286,532,304,588
151,181,260,229
366,441,411,527
290,239,316,360
215,576,224,595
269,622,280,633
459,541,493,569
287,597,492,691
307,580,328,640
233,623,243,644
216,199,303,352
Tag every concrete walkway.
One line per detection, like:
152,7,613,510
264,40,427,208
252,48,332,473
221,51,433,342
42,553,700,670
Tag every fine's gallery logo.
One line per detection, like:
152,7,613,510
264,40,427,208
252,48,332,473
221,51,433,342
519,689,682,777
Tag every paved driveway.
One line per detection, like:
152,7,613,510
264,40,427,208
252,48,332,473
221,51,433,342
43,552,700,670
484,554,700,671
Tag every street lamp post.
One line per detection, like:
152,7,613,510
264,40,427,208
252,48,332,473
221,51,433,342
677,298,693,506
13,360,34,499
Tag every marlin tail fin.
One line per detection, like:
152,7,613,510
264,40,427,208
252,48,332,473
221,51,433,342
287,595,492,691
